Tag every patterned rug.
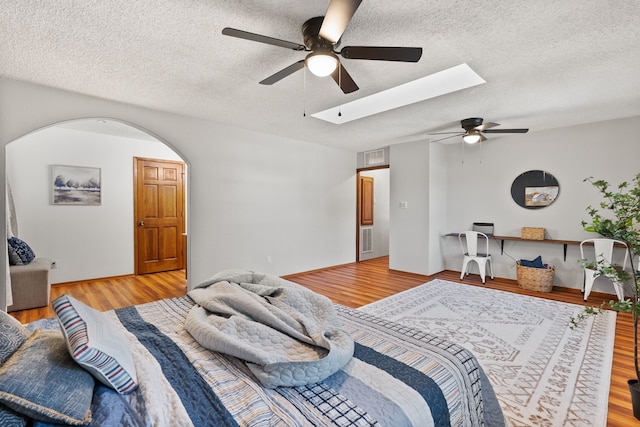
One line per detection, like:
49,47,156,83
358,279,616,427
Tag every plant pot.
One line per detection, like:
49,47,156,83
628,379,640,419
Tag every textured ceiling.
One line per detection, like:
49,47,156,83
2,1,639,152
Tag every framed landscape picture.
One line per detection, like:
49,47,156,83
51,165,101,205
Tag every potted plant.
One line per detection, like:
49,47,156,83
571,173,640,419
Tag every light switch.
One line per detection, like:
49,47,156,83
399,201,408,209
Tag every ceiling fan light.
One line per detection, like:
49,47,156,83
306,51,338,77
463,131,481,144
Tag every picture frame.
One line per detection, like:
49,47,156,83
524,185,558,207
51,165,101,205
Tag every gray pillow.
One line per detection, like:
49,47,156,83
0,329,94,425
0,311,31,365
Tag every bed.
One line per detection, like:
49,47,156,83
0,270,505,426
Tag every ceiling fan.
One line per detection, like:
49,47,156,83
221,0,422,94
430,118,529,144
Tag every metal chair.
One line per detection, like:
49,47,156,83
579,238,628,301
459,231,493,283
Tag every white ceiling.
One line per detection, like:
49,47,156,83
2,1,639,152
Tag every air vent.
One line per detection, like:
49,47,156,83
364,149,384,166
361,227,373,253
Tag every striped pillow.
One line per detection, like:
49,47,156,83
53,294,138,394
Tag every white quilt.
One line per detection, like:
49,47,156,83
184,270,354,388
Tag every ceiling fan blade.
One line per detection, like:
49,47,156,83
331,63,359,94
482,128,529,133
319,0,363,43
222,27,305,51
428,131,463,135
431,134,463,143
479,133,487,142
340,46,422,62
259,60,305,85
475,121,499,131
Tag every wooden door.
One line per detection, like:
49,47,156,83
134,158,185,275
360,176,374,225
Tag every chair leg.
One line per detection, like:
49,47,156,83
612,280,625,301
478,260,486,284
460,258,493,283
460,258,470,280
583,269,597,301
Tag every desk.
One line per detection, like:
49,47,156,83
447,233,583,261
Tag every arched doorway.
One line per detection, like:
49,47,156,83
5,118,190,285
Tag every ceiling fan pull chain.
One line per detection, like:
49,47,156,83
303,65,307,117
338,64,342,117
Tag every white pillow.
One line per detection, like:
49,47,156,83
53,294,138,394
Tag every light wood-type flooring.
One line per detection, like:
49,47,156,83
9,257,638,426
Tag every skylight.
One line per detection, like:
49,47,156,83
311,63,486,124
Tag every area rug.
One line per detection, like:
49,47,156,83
358,278,616,427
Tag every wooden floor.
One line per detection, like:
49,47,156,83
9,269,188,324
9,257,638,426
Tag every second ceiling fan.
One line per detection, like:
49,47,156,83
430,118,529,144
222,0,422,94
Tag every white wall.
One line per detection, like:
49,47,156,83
389,141,430,275
0,78,357,309
359,168,389,261
6,125,182,283
427,142,448,275
387,140,448,276
440,115,640,293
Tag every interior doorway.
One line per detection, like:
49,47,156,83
356,166,390,262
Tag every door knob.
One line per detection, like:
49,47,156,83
138,221,144,226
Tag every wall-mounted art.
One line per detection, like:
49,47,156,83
51,165,101,205
524,185,559,207
511,170,559,209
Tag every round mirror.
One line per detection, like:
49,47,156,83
511,170,559,209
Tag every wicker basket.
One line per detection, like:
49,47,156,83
521,227,545,240
516,261,555,292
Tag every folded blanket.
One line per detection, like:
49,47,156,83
185,270,354,388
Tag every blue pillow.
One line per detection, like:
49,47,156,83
0,329,94,425
0,311,31,365
0,404,26,427
7,237,36,266
520,255,545,268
